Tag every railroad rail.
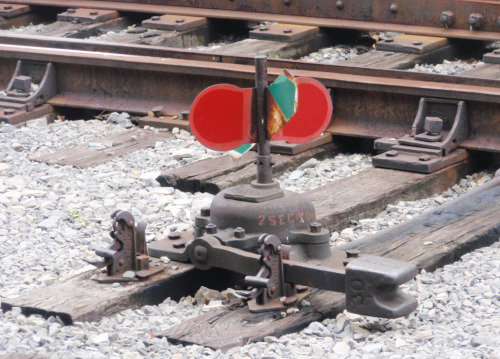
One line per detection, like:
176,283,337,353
0,39,499,155
4,0,500,41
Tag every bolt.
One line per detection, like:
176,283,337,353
234,227,245,238
283,296,298,306
296,285,308,293
351,280,364,290
419,154,432,162
206,223,217,234
200,208,210,217
168,231,181,240
494,49,500,55
346,249,360,258
283,28,292,34
413,40,423,45
181,110,190,121
4,109,15,115
67,8,76,14
173,242,185,248
270,286,276,294
283,0,291,5
336,1,344,10
386,150,399,157
194,246,208,263
276,245,282,253
259,26,268,31
310,222,322,233
90,11,98,16
385,37,394,43
390,3,398,14
424,117,443,135
151,105,163,117
175,18,185,23
151,16,160,21
4,5,12,10
440,11,455,27
469,13,483,30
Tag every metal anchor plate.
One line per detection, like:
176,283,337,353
373,97,469,173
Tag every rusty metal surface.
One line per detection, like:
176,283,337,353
142,14,206,32
0,42,498,152
0,3,29,17
0,60,57,124
250,23,318,42
375,34,449,55
5,0,500,40
57,8,119,23
84,210,163,282
184,232,417,317
372,98,473,173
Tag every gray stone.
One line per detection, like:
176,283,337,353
123,271,136,279
299,158,318,170
362,343,383,354
106,112,133,128
26,117,48,128
289,170,304,180
0,124,16,133
38,215,60,230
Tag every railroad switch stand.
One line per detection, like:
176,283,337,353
89,56,417,317
145,56,418,318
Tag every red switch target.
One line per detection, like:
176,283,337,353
190,84,254,151
272,77,332,144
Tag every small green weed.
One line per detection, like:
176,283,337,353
69,209,91,228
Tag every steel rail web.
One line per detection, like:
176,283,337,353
0,43,499,152
4,0,500,41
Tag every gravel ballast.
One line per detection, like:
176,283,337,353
0,118,498,358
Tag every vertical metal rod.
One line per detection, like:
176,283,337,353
255,55,273,184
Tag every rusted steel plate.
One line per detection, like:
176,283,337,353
250,23,318,42
0,3,29,17
5,0,500,40
142,14,206,31
57,8,119,23
375,34,449,55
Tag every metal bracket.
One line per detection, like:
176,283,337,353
182,233,417,318
57,8,119,24
250,23,318,42
236,234,310,312
0,60,56,125
142,14,207,32
84,210,163,283
372,98,469,173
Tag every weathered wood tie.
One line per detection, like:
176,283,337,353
34,128,172,168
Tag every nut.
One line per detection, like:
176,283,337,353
206,223,217,234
